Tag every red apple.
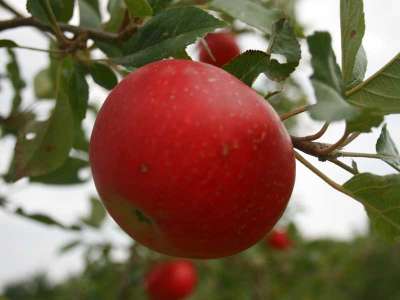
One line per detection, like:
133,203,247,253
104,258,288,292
145,260,197,300
267,229,292,250
198,32,240,67
89,59,295,258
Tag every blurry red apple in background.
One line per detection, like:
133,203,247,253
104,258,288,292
267,229,292,250
145,260,197,300
199,32,240,67
89,59,295,258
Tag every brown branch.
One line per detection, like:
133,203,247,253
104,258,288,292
0,17,120,42
295,122,330,142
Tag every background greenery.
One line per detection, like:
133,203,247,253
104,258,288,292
2,225,400,300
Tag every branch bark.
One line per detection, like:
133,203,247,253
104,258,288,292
0,17,120,41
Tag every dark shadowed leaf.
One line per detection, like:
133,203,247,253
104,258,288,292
59,240,81,254
81,197,107,228
211,0,282,34
88,63,118,90
124,0,153,17
148,0,173,14
0,39,18,48
264,18,301,81
6,49,26,114
64,60,89,122
343,173,400,240
113,7,225,67
346,108,383,133
307,32,358,121
26,0,49,24
105,0,126,32
78,0,101,28
15,207,81,231
30,157,89,185
50,0,75,22
376,124,400,172
27,0,75,23
340,0,366,88
224,50,269,86
6,62,74,180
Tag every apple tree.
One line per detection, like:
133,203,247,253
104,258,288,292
0,0,400,296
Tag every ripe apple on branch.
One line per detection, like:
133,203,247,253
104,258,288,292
0,0,399,264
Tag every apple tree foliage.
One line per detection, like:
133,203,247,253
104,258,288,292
0,0,399,267
3,225,400,300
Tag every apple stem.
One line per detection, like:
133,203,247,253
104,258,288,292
280,105,309,121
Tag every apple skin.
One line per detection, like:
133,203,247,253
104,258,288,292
199,32,240,67
145,261,197,300
89,59,295,258
267,230,292,250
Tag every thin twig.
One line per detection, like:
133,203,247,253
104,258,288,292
328,158,359,175
294,151,354,198
336,151,397,160
318,126,350,155
295,122,330,141
0,0,24,17
280,105,309,121
13,45,64,54
43,0,69,45
341,132,361,147
0,17,120,41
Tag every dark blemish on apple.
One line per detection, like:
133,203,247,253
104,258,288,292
139,163,149,173
134,209,152,224
350,30,356,38
222,144,230,157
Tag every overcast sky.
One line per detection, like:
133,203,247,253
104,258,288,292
0,0,399,290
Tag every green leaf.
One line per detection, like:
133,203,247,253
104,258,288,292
264,18,301,81
347,53,400,114
26,0,49,24
105,0,126,32
27,0,75,23
346,108,383,133
343,173,400,240
224,50,269,86
64,61,89,122
124,0,153,17
78,0,101,28
376,124,400,172
307,32,359,122
340,0,366,87
211,0,282,34
0,39,18,48
59,239,81,254
15,207,81,231
73,124,89,152
82,197,107,228
310,79,358,121
7,62,74,180
34,68,56,99
148,0,173,14
50,0,75,22
347,45,368,89
88,63,118,90
30,157,89,185
114,7,225,67
6,49,26,114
